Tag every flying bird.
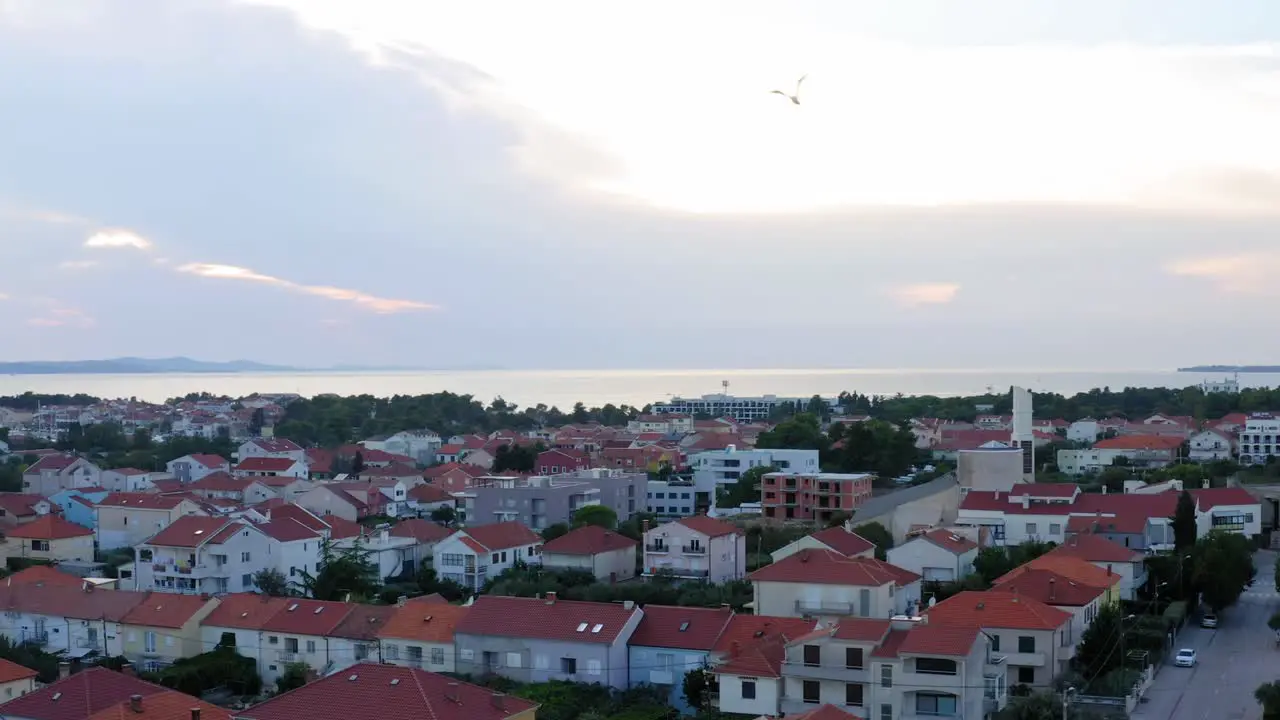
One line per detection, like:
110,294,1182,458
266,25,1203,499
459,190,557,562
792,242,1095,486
770,74,806,105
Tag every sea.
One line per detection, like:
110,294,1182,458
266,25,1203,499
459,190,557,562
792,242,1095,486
1,368,1277,409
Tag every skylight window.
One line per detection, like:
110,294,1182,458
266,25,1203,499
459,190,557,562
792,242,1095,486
591,624,604,633
314,607,324,614
287,603,299,612
576,622,589,632
679,622,690,632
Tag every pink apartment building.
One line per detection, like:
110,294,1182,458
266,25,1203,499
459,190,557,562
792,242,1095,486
760,471,874,522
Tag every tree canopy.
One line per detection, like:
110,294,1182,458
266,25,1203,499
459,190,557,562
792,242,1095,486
1172,490,1198,550
572,504,618,530
852,522,893,561
297,539,381,601
1192,530,1255,611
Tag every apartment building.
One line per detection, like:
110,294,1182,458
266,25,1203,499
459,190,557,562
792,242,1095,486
690,447,819,496
432,521,544,592
924,591,1074,689
455,470,644,530
761,471,873,523
749,548,921,620
21,454,101,496
642,515,746,582
1239,413,1280,465
95,493,205,549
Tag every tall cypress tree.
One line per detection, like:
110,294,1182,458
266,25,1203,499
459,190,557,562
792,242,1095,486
1172,490,1197,550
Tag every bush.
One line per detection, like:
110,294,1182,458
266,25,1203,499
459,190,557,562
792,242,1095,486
1163,601,1187,628
143,646,262,697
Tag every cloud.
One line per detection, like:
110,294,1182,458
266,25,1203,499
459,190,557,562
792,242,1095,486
27,302,95,328
84,229,152,251
888,282,961,308
175,262,436,314
57,259,99,271
1166,252,1280,296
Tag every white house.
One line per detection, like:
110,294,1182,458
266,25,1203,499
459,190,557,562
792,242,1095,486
540,525,639,583
689,447,819,497
199,593,291,671
232,457,310,480
1188,429,1234,462
166,454,231,483
1066,419,1100,444
770,526,876,563
1193,487,1263,537
379,430,443,466
256,598,358,685
377,597,469,674
1239,414,1280,465
237,438,307,465
21,455,101,496
1049,534,1147,600
0,582,143,659
886,529,979,583
432,521,543,593
333,528,417,581
100,468,159,493
642,515,746,582
749,548,922,620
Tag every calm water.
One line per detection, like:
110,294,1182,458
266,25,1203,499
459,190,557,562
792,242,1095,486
1,368,1276,408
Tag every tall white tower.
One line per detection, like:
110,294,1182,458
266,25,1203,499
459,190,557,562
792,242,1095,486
1010,386,1035,482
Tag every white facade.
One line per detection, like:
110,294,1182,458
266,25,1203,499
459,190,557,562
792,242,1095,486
1238,415,1280,465
716,672,782,717
886,537,978,583
1199,502,1262,537
1056,448,1137,475
237,439,307,465
753,577,920,620
380,431,443,466
690,448,819,497
432,532,542,592
166,455,230,483
652,394,819,422
542,546,637,583
135,523,322,595
100,469,159,492
646,480,697,518
642,522,746,582
1188,430,1234,462
334,530,416,581
0,604,124,659
1066,419,1100,444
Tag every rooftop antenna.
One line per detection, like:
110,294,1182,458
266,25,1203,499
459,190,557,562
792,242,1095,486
722,380,729,397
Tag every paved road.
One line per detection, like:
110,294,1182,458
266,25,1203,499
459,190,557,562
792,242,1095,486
1132,550,1279,720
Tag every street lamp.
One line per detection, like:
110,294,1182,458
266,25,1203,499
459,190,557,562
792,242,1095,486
1062,685,1077,719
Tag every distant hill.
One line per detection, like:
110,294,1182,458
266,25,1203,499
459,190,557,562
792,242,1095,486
0,357,301,375
1178,365,1280,373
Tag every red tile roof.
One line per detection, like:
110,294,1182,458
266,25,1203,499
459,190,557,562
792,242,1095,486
1008,483,1079,499
992,569,1107,606
359,463,421,478
925,591,1072,631
5,564,90,588
5,514,93,539
0,667,172,720
715,633,787,678
0,656,37,683
808,526,876,557
1092,435,1184,451
460,522,542,551
897,623,981,657
234,457,300,473
628,605,733,651
959,491,1074,515
245,438,303,453
390,518,454,543
407,484,454,503
200,593,290,630
378,599,471,644
921,529,978,554
260,599,354,636
748,548,920,587
266,503,329,532
674,515,741,538
235,663,536,720
189,471,254,492
1050,533,1143,563
830,618,892,642
787,705,863,720
541,525,638,556
120,592,213,629
0,583,144,621
187,453,229,469
0,493,48,517
711,615,817,654
87,690,231,720
998,554,1117,588
97,493,191,510
254,518,321,542
455,595,637,644
329,604,396,641
1191,487,1257,510
24,453,81,473
144,515,232,548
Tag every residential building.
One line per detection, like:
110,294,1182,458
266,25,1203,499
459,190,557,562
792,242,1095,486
1239,413,1280,464
379,429,444,465
1048,533,1147,600
388,518,454,574
1188,429,1235,462
0,666,230,720
627,605,734,713
749,548,922,620
707,615,819,717
992,568,1106,659
652,394,814,422
760,472,873,523
333,527,417,580
0,515,95,564
771,526,876,563
119,592,219,671
294,484,375,522
0,657,37,701
48,489,108,529
1056,435,1184,475
232,457,309,480
541,525,638,582
0,582,144,658
21,454,101,496
326,604,396,676
378,597,471,673
0,492,53,530
94,493,205,550
455,470,643,530
100,468,160,493
165,453,231,483
642,515,746,582
772,617,1007,719
535,448,592,474
1193,487,1263,537
627,413,694,435
237,438,307,465
406,482,456,518
885,529,979,583
198,593,291,674
645,479,698,518
257,599,357,685
454,594,643,689
433,521,543,592
424,462,489,492
690,447,819,497
233,663,537,720
923,590,1074,689
1066,419,1100,443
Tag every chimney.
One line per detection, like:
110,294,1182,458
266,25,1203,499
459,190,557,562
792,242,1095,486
642,519,650,534
130,694,144,713
191,710,201,720
545,591,557,604
58,661,71,680
1049,577,1056,602
623,600,635,611
121,663,135,677
445,682,460,703
397,595,408,607
491,693,507,711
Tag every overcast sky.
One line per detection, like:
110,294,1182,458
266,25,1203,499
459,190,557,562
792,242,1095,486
2,0,1279,370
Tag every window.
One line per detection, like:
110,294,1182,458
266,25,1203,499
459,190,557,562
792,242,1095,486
31,540,50,552
242,574,252,588
845,647,864,669
285,638,299,653
803,645,821,667
431,647,445,665
290,567,297,577
385,644,399,660
1049,523,1061,535
741,680,756,699
802,680,820,704
560,657,577,675
355,644,369,661
915,693,958,716
507,652,522,668
241,551,251,562
990,634,1001,652
845,682,864,706
915,657,958,675
492,553,500,563
880,704,892,720
586,659,601,675
501,551,508,562
528,547,535,556
305,640,316,654
1017,666,1036,684
880,664,892,688
1026,522,1038,535
440,554,465,567
1018,636,1035,653
656,653,674,673
219,632,236,648
144,631,157,653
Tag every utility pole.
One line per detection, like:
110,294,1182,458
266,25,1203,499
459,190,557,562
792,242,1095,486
1062,686,1076,719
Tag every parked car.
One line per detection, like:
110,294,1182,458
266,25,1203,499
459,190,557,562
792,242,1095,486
1174,648,1198,667
1201,614,1218,629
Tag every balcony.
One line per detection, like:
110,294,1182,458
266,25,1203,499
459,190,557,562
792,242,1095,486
277,651,298,662
1001,651,1045,667
645,544,670,554
648,670,674,685
794,600,855,615
781,661,869,683
681,545,707,555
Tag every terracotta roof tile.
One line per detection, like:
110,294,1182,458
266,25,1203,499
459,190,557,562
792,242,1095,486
1008,483,1079,499
87,690,231,720
1191,487,1258,510
200,593,290,630
455,595,637,644
260,599,354,636
0,583,144,622
0,667,169,720
1092,435,1184,451
120,592,214,629
390,518,453,543
255,518,322,542
378,600,471,644
4,564,89,588
407,484,454,503
189,471,254,492
97,493,191,510
714,634,786,678
1050,533,1143,563
808,526,876,556
235,663,536,720
787,705,864,720
921,529,978,554
541,525,638,556
871,628,910,658
187,453,229,469
628,605,733,651
998,554,1117,588
748,548,920,587
5,514,93,540
234,457,300,473
924,591,1072,631
246,438,303,453
711,615,817,654
329,604,396,641
459,522,542,551
0,493,48,516
674,515,741,538
144,516,232,548
992,568,1107,606
0,656,38,683
830,618,892,642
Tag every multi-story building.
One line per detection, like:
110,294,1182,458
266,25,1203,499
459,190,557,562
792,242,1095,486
627,605,734,713
1187,429,1235,462
749,548,921,620
1239,413,1280,465
652,394,824,423
94,493,205,550
165,453,230,483
378,597,470,673
760,472,873,523
1056,435,1184,474
642,515,746,582
885,529,979,584
454,470,643,530
21,454,101,496
923,591,1074,689
0,515,95,565
626,413,694,435
432,522,544,592
690,448,819,495
646,479,698,518
237,438,307,465
541,525,639,583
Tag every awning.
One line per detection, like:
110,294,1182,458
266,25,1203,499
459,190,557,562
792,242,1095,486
63,646,95,658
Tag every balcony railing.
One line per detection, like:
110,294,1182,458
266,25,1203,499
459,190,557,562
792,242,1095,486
645,544,670,553
681,545,706,555
794,600,855,615
277,651,298,662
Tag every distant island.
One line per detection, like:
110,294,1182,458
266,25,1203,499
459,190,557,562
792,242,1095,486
0,357,303,375
1178,365,1280,373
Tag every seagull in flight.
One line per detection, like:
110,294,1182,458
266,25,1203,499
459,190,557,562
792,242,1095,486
770,74,806,105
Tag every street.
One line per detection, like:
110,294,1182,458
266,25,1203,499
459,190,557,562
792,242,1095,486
1131,550,1279,720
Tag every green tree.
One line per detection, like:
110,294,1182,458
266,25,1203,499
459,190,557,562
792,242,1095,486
1268,611,1280,631
1274,554,1280,593
1259,682,1280,720
716,465,775,509
832,419,920,478
1192,530,1255,611
297,539,381,601
1072,604,1125,680
572,504,618,530
1172,490,1198,550
251,568,290,597
277,662,309,693
493,443,539,473
351,450,365,475
249,407,266,436
973,547,1015,585
755,413,830,454
853,522,893,561
429,505,457,526
1098,465,1131,494
681,667,712,710
541,523,571,542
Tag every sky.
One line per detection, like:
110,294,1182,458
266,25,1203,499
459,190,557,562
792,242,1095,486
1,0,1279,370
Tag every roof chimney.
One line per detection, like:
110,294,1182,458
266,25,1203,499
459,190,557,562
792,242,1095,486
623,600,635,611
191,709,201,720
1049,577,1056,602
130,695,143,713
491,693,507,710
546,591,557,604
445,682,460,703
58,661,71,680
121,663,135,677
397,595,408,607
